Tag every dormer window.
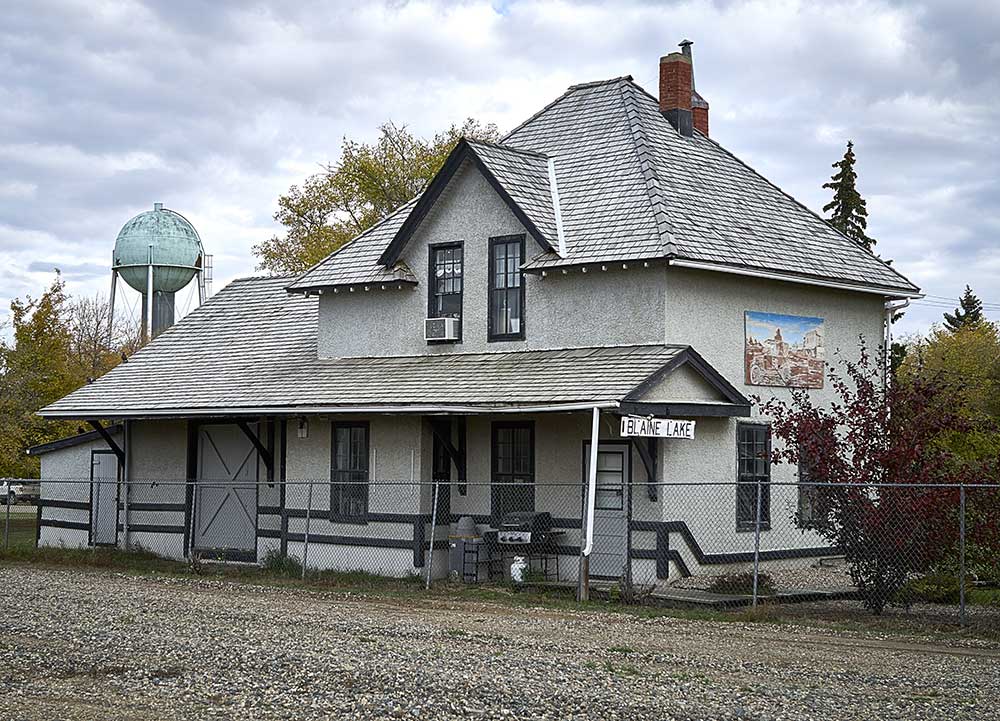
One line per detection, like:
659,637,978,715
488,234,525,342
428,242,463,339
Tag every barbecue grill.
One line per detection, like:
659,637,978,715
497,511,554,547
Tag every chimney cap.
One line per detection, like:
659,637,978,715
659,51,690,63
153,202,163,211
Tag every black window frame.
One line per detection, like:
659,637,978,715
487,234,526,342
427,241,464,343
796,446,821,530
329,421,370,524
490,420,535,524
736,422,771,532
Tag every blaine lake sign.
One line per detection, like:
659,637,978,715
620,416,696,440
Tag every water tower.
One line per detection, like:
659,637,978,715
110,203,211,342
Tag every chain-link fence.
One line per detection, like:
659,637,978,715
7,476,999,630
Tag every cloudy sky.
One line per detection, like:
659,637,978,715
2,0,998,336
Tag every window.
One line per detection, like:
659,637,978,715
488,234,525,341
584,444,628,512
491,422,534,522
330,423,369,522
736,423,771,531
796,446,822,529
428,243,463,335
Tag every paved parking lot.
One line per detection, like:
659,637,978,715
0,565,997,720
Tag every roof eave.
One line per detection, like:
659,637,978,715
667,258,922,298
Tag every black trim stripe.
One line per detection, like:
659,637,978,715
39,499,90,511
118,502,186,513
118,523,186,535
38,518,90,531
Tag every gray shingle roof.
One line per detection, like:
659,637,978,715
40,276,696,418
289,76,918,295
463,139,558,246
289,200,419,290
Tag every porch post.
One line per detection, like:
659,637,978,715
578,406,600,602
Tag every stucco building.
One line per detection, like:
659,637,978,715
32,43,920,587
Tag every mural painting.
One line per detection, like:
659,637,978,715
745,311,825,388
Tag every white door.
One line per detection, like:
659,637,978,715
585,442,630,579
90,451,119,546
193,424,258,560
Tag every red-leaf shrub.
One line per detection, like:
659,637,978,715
757,340,994,613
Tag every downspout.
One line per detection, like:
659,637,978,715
577,406,600,602
883,299,910,388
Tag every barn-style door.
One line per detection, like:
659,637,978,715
192,424,258,561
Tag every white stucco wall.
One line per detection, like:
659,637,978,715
317,161,667,358
38,434,118,549
658,267,887,571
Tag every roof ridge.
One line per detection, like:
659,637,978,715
617,81,678,256
502,76,632,143
566,74,633,91
464,137,549,159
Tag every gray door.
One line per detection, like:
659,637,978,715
585,443,630,579
193,424,258,560
90,451,119,546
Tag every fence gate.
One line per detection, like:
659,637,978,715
90,450,119,546
585,442,630,579
193,424,258,561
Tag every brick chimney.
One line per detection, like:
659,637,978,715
660,39,709,138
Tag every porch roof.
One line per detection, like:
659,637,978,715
40,276,749,419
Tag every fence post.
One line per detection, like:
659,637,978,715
3,488,10,550
752,478,763,608
301,480,313,580
959,483,967,625
426,479,440,591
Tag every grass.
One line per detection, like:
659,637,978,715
2,515,37,548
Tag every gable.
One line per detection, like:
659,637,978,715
401,159,528,267
378,139,557,268
631,361,729,404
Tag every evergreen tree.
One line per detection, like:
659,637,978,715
943,285,985,332
823,141,876,252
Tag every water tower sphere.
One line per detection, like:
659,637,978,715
113,204,203,293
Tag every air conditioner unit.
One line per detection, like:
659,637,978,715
425,317,460,342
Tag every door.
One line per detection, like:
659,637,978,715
90,451,120,546
584,442,630,579
193,424,258,560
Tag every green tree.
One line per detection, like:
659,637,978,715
823,140,876,252
254,118,500,275
0,275,82,477
943,285,985,332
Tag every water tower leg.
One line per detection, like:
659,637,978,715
108,270,118,347
144,250,153,343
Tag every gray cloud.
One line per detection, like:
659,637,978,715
0,0,998,336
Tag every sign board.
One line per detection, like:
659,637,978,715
620,416,696,440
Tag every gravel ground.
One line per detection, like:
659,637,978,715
1,566,997,720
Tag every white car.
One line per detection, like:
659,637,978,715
1,480,39,505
